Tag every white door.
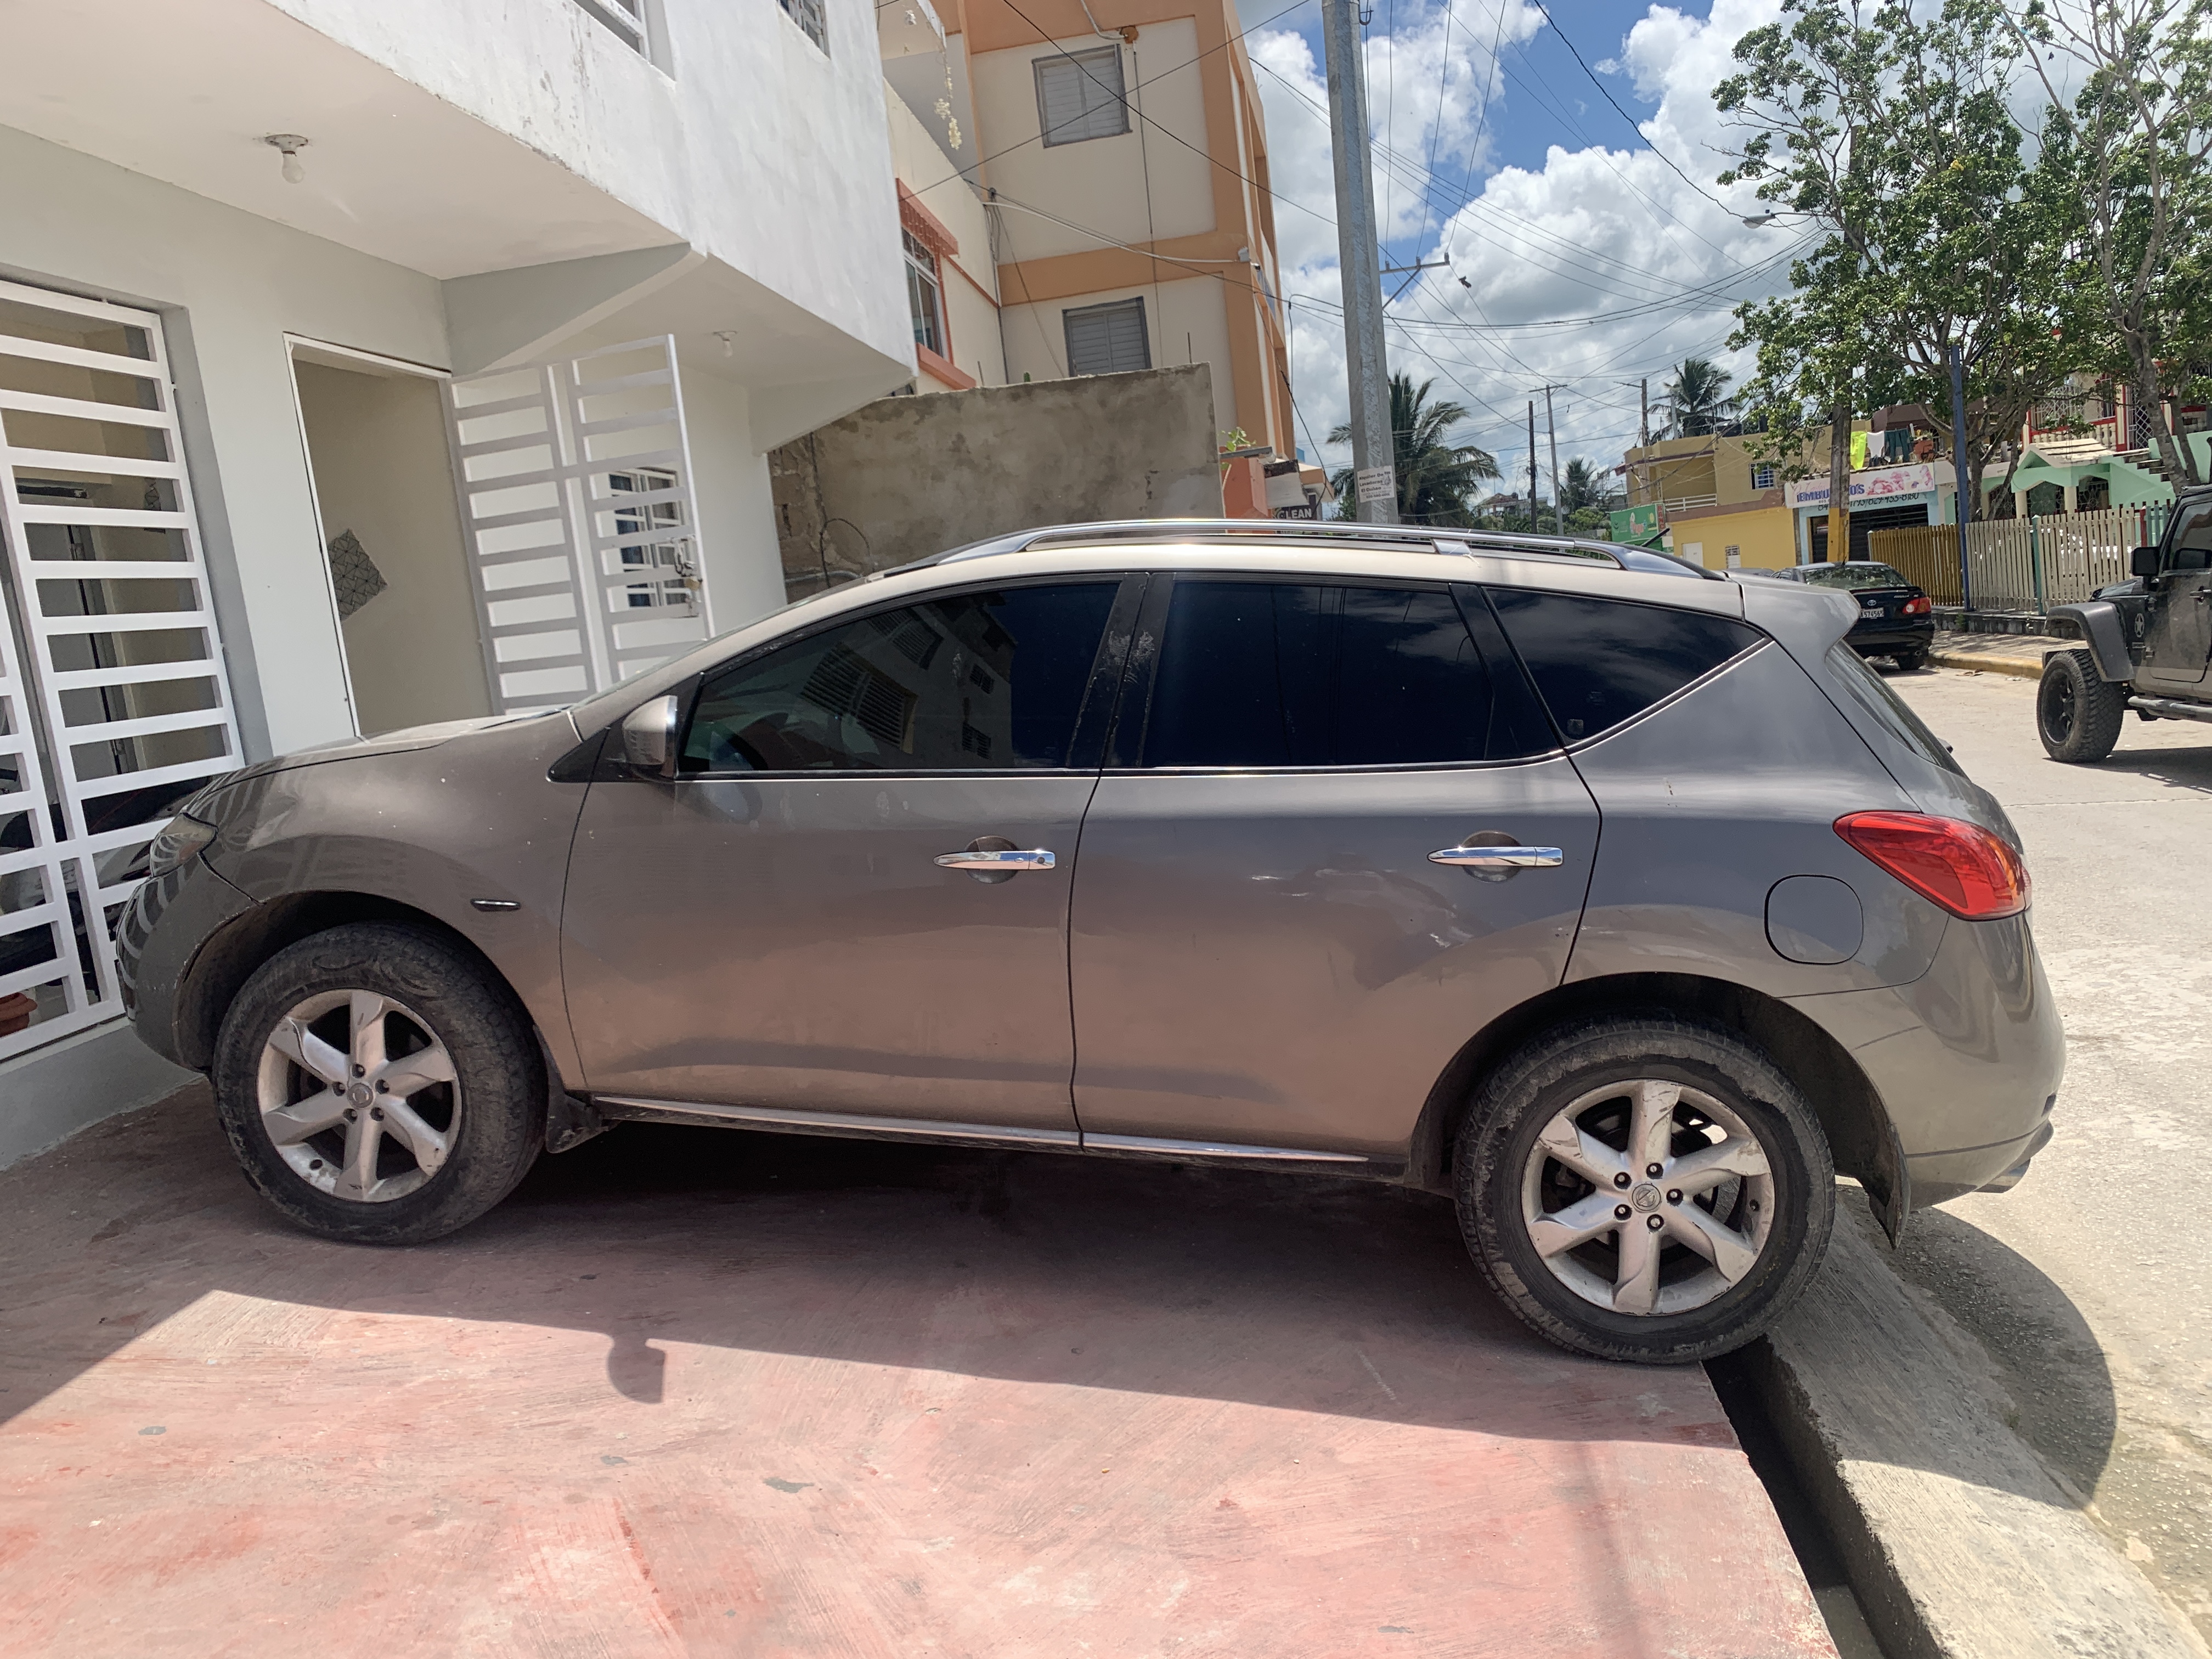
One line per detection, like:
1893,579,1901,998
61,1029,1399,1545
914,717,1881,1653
443,337,713,713
0,279,245,1060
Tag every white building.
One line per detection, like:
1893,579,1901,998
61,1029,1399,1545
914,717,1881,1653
0,0,917,1156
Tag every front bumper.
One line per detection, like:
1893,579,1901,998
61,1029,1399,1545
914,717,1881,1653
1788,910,2065,1208
117,851,257,1070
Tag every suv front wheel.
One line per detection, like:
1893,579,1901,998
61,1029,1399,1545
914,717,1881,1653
213,922,545,1244
1455,1015,1835,1364
2038,648,2125,764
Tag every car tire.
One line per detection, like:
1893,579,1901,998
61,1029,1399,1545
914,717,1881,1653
1454,1014,1835,1364
212,922,545,1244
1894,647,1929,671
2037,648,2125,764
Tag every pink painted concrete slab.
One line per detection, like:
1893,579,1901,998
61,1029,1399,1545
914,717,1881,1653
0,1088,1836,1658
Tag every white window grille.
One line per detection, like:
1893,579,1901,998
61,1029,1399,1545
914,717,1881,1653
1064,297,1149,377
0,279,245,1062
779,0,828,53
904,231,946,358
574,0,648,54
444,337,711,713
1035,47,1128,146
1751,464,1777,491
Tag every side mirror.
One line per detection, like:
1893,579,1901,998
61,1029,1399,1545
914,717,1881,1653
619,695,681,777
2131,545,2162,579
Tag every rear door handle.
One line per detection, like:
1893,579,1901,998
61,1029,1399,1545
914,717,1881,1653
1427,845,1564,869
934,849,1057,871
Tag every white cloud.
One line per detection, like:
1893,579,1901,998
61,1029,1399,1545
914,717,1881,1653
1249,0,1800,501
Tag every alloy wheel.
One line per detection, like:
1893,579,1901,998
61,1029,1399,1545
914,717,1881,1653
2042,675,2076,744
1519,1079,1776,1316
254,989,461,1202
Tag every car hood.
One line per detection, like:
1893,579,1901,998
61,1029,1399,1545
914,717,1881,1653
182,713,560,807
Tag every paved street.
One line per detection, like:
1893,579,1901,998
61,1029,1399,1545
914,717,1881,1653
0,1089,1832,1658
1889,665,2212,1643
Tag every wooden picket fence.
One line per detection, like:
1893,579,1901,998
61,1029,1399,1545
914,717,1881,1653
1868,505,2166,612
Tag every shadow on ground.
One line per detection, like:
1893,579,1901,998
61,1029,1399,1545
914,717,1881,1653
5,1085,1707,1448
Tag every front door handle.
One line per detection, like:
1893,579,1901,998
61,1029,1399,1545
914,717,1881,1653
1427,845,1564,869
934,849,1057,871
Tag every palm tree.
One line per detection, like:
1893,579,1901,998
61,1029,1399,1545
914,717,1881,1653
1662,358,1739,438
1328,374,1500,524
1561,456,1606,512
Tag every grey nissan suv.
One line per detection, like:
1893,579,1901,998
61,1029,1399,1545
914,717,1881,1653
119,521,2063,1364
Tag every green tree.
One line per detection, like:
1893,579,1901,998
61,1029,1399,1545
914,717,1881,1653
1560,456,1607,511
1660,359,1740,437
1718,0,2078,522
2021,0,2212,483
1329,374,1500,524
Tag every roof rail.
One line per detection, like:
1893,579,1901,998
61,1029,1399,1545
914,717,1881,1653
904,517,1625,567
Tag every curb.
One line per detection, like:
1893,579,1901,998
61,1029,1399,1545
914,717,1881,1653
1747,1204,2208,1659
1926,647,2047,681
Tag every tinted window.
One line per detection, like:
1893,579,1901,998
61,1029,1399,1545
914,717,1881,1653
2165,500,2212,572
1822,642,1962,775
682,583,1117,772
1797,562,1912,591
1140,581,1547,768
1487,588,1762,742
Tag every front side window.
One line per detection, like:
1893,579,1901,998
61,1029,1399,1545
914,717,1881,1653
1138,581,1551,768
1064,297,1149,377
681,583,1118,772
903,230,945,358
1035,46,1128,146
1487,588,1762,742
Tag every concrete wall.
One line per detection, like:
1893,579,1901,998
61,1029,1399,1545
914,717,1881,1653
292,359,491,734
1665,505,1799,571
768,363,1220,589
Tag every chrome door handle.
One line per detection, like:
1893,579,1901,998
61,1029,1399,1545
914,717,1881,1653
1427,845,1564,869
934,849,1057,871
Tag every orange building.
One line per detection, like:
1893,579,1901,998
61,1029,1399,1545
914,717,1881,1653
884,0,1295,459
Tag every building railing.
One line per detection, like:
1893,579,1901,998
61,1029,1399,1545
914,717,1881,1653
1867,503,2173,613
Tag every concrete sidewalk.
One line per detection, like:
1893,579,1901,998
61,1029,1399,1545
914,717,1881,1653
1925,630,2055,680
0,1087,1836,1659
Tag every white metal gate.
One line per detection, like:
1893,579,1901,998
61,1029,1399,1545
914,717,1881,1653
0,279,245,1062
443,337,713,714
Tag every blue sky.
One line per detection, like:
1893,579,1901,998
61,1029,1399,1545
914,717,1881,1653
1224,0,1799,489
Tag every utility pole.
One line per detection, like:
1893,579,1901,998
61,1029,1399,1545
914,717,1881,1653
1949,341,1973,609
1527,400,1537,529
1320,0,1396,524
1543,385,1564,535
1639,378,1650,448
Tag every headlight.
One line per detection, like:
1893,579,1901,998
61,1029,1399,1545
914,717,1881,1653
145,814,217,877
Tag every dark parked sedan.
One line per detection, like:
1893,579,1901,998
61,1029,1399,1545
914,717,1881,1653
1741,561,1935,669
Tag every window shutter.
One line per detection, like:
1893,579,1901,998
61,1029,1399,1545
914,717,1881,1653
1064,298,1150,377
1035,47,1128,146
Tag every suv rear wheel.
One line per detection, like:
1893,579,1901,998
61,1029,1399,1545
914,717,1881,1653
2038,648,2125,764
212,922,544,1244
1454,1015,1835,1364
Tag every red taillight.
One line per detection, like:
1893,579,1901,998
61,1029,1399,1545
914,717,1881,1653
1834,811,2029,919
1901,595,1932,616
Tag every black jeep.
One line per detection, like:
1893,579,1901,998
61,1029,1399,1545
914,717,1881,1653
2040,489,2212,762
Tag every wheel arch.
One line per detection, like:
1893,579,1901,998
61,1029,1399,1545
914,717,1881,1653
2047,601,2134,682
1406,971,1909,1240
178,892,532,1073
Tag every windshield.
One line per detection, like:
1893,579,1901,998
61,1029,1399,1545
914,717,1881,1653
1796,563,1914,591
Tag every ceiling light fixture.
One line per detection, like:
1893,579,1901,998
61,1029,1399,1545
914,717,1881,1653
264,134,310,185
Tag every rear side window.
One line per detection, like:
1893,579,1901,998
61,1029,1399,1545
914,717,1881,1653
1487,588,1761,742
1822,641,1962,775
1138,580,1551,768
681,583,1118,772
